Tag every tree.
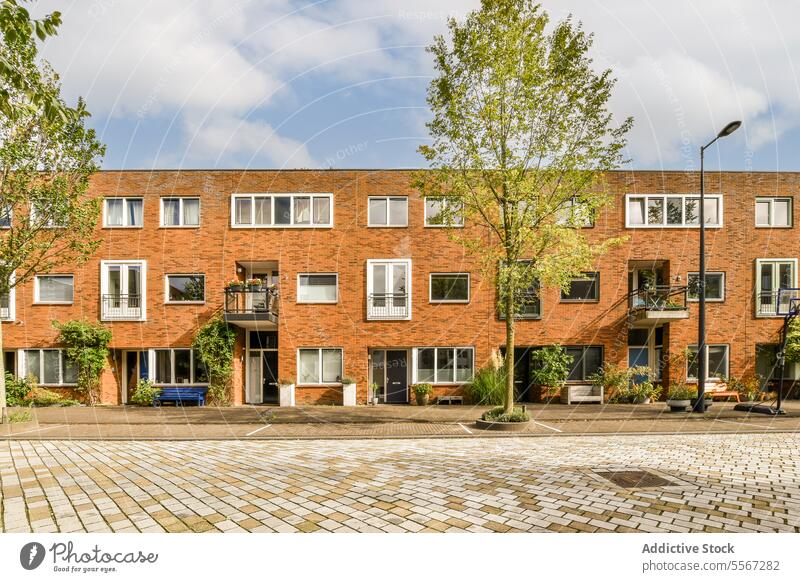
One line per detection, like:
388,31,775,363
415,0,631,414
0,11,105,422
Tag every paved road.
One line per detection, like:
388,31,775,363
1,434,799,533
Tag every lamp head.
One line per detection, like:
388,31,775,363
717,120,741,138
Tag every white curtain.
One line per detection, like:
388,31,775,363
183,199,200,226
128,199,143,226
106,199,123,226
298,350,320,384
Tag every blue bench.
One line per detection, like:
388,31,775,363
153,386,207,407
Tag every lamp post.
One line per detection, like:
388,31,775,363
694,120,741,413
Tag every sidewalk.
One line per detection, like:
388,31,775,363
2,401,799,440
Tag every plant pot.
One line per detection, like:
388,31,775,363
371,397,379,406
666,399,690,412
690,398,712,411
279,383,295,407
632,396,651,405
342,383,356,406
227,285,244,293
415,393,429,406
475,418,531,432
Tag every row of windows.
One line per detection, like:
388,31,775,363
626,195,794,228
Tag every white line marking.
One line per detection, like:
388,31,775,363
458,423,473,434
6,424,65,436
714,418,777,431
245,424,272,436
532,420,562,433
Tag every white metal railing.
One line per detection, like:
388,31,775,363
368,293,409,319
102,294,142,320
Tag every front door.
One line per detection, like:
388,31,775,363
513,348,534,402
262,351,279,404
123,350,148,404
385,350,408,403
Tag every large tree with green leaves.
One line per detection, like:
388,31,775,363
415,0,631,414
0,2,105,422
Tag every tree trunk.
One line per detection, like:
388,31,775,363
0,320,6,423
504,291,516,415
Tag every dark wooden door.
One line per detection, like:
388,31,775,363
385,350,408,403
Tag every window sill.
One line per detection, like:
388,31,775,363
429,300,470,304
33,302,74,306
625,224,723,229
687,299,724,303
230,224,333,229
297,300,339,305
559,299,600,303
159,225,200,229
367,224,409,228
103,226,144,230
164,301,206,305
424,224,464,228
755,225,793,229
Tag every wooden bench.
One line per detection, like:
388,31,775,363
704,382,740,402
153,386,208,407
560,384,603,405
437,395,464,405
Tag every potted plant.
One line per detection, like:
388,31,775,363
412,383,433,406
246,278,264,291
226,279,244,292
729,374,762,402
690,389,714,410
278,378,295,407
629,378,662,404
666,383,693,412
340,377,356,406
588,363,651,403
369,382,382,405
529,345,570,402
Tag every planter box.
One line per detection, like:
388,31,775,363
279,383,295,407
342,383,356,406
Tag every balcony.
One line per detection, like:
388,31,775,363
628,285,689,327
368,293,410,320
224,287,279,329
756,291,796,317
102,294,142,320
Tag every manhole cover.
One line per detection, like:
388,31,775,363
595,470,677,489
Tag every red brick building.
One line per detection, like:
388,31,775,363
1,169,796,405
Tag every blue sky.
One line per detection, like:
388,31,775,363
34,1,800,171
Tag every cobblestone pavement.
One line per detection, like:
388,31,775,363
2,434,800,533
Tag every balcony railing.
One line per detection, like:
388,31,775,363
368,293,410,320
224,287,279,319
756,291,789,317
102,294,142,320
629,285,688,311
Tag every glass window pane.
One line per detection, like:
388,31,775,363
155,350,172,384
455,348,473,382
128,199,143,226
38,275,73,303
705,274,723,300
430,274,469,301
685,198,700,225
313,197,330,225
0,204,10,227
666,197,682,225
193,351,208,383
235,198,252,225
294,197,311,225
298,349,320,384
704,197,719,225
162,199,180,226
298,274,337,302
436,348,454,383
369,198,387,225
168,275,204,302
388,198,407,226
321,349,342,383
686,347,699,379
174,350,191,383
63,356,78,384
183,199,200,226
584,347,603,378
708,346,728,379
42,350,60,384
561,273,598,301
425,199,444,225
25,350,41,383
275,197,291,225
254,197,271,225
628,197,645,225
371,351,385,391
647,197,664,225
106,199,123,226
565,347,583,381
416,349,435,383
774,199,790,226
755,200,771,226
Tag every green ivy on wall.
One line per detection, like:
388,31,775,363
52,320,112,405
192,315,237,406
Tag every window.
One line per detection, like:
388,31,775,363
35,275,74,304
232,194,333,227
414,347,474,384
626,194,722,227
755,197,792,227
367,259,411,320
556,197,594,227
297,274,338,303
101,260,146,320
429,273,469,303
499,281,540,319
756,259,797,316
22,349,77,385
153,349,208,384
368,196,408,227
0,205,10,228
0,272,15,321
687,272,725,302
166,274,205,303
561,272,599,302
30,199,67,228
687,345,729,382
161,197,200,227
564,346,603,381
104,198,143,227
424,197,464,227
297,348,343,384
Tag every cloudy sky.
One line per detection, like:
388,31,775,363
32,0,800,171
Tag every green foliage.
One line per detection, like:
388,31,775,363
784,319,800,364
4,372,30,406
529,345,571,388
465,366,506,405
412,383,433,396
25,386,78,407
53,320,112,405
278,378,295,386
130,379,161,406
339,377,356,385
8,409,32,423
482,406,530,423
192,316,237,406
727,374,762,402
591,364,653,403
667,383,695,401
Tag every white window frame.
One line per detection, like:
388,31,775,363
755,197,792,228
296,273,339,304
30,200,67,228
366,258,412,320
100,260,147,321
367,196,408,227
230,193,334,228
624,193,723,228
149,348,209,386
0,204,11,229
0,271,16,321
686,344,729,383
755,258,798,318
556,196,595,227
429,272,470,304
424,197,464,228
19,348,77,386
103,197,144,228
160,197,200,228
34,274,74,305
412,347,475,385
687,271,725,302
296,347,344,385
164,274,206,304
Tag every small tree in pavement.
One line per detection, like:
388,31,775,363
415,0,631,414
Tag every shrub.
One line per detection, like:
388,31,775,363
481,406,530,423
464,366,505,405
279,378,295,385
53,319,112,405
8,410,32,423
628,380,662,403
192,316,237,406
4,373,32,406
667,383,694,401
591,363,652,403
529,345,570,388
339,377,356,385
130,379,161,406
728,374,762,401
25,386,78,407
412,383,433,396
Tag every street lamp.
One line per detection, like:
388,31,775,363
694,120,741,413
